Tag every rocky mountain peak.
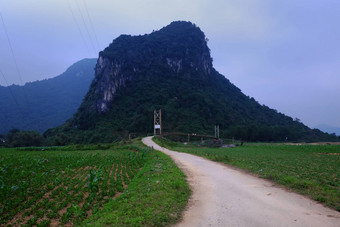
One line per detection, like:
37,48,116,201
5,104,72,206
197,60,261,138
88,21,213,113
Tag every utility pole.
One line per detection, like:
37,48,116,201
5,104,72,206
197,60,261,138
214,125,219,139
154,109,162,135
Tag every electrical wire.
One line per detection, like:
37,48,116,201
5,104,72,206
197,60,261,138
0,13,23,85
82,0,101,50
75,0,97,55
66,0,92,56
0,12,30,105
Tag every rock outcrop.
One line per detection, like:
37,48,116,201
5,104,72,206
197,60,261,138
87,21,212,113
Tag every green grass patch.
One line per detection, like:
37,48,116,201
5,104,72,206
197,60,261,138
153,137,340,211
81,146,190,226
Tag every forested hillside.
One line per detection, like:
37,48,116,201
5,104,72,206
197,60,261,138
0,58,96,134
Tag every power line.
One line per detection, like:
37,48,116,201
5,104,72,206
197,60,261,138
0,13,24,86
0,69,11,87
82,0,101,49
0,13,42,131
66,0,92,56
75,0,97,55
0,12,30,106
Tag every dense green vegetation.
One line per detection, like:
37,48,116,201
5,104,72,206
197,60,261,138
153,136,340,211
0,140,190,226
46,21,338,144
0,58,96,134
1,129,43,147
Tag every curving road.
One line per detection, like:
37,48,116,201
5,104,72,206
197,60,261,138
142,136,340,227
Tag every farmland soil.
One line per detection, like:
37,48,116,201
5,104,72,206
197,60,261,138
142,136,340,227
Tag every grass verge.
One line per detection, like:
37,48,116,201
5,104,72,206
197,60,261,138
153,136,340,212
80,141,190,226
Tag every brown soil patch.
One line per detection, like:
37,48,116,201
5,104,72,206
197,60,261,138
50,218,60,227
107,164,115,194
124,165,130,180
58,203,72,217
120,163,127,189
128,164,134,177
79,192,90,209
114,163,119,181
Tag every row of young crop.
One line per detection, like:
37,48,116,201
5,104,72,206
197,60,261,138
0,144,150,226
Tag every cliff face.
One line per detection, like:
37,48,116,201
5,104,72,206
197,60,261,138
88,21,212,113
93,56,128,112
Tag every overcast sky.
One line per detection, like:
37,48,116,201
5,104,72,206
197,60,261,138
0,0,339,130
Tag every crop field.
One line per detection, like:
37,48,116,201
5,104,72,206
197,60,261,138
154,137,340,211
0,143,149,226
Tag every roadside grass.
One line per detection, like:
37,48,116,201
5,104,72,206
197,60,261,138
81,141,190,226
0,139,190,226
153,136,340,212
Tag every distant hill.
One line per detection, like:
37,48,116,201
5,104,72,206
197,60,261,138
315,124,340,136
0,58,96,134
45,21,338,144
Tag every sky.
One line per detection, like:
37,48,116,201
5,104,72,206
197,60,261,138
0,0,339,131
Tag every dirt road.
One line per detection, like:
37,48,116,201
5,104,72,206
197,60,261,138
142,136,340,227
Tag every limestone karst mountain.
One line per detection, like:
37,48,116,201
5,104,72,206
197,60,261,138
45,21,336,144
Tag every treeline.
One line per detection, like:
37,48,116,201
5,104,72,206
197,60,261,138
1,129,146,147
0,129,43,147
223,125,339,142
1,126,339,148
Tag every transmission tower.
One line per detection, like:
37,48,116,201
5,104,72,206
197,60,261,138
154,109,162,135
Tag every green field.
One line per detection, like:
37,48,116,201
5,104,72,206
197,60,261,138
153,137,340,211
0,141,190,226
